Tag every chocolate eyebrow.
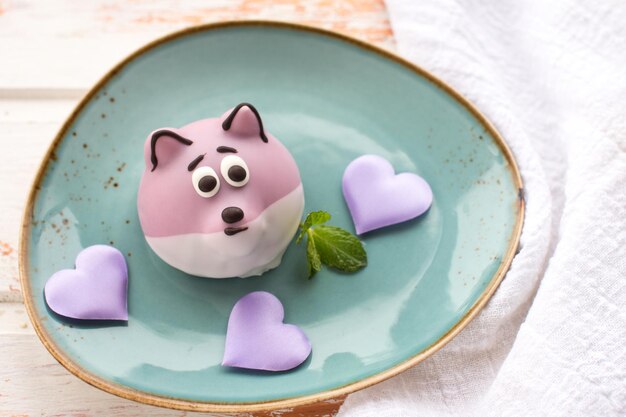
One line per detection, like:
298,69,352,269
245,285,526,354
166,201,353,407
187,154,206,171
216,146,237,153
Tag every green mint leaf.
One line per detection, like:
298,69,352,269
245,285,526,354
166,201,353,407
296,211,331,244
296,211,367,278
306,230,322,279
309,225,367,273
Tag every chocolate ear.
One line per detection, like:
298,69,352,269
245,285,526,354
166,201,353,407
221,103,268,143
147,129,193,171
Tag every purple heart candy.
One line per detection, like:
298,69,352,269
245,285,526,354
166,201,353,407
342,155,433,235
44,245,128,321
222,291,311,372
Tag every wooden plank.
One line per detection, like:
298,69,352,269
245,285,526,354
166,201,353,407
0,302,33,334
0,305,344,416
0,0,393,90
0,99,78,301
0,99,77,301
0,1,391,414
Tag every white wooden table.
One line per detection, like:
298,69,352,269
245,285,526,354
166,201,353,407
0,1,394,415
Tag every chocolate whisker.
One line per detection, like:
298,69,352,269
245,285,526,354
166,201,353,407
224,226,248,236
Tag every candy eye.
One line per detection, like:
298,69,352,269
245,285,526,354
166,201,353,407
220,155,250,187
192,166,220,198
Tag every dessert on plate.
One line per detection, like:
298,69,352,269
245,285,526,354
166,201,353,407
137,103,304,278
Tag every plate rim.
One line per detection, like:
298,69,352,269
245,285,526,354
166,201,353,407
19,20,525,413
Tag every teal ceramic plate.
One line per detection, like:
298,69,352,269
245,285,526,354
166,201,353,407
21,22,523,413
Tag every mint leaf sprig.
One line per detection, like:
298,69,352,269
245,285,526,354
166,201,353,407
296,211,367,279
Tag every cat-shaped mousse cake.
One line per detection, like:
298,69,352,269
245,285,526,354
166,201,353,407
137,103,304,278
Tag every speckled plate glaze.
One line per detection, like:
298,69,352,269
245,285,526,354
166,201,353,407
20,22,523,413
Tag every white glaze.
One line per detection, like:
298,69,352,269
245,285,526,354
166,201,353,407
220,155,250,187
192,166,221,198
145,185,304,278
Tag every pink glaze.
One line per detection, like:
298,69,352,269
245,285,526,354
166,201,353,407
138,107,302,237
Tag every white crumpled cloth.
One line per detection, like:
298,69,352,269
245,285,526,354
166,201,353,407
338,1,626,416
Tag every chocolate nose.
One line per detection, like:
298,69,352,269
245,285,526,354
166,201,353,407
221,207,244,224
